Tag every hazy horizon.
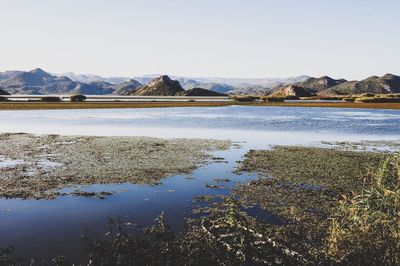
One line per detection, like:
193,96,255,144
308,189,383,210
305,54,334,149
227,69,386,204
1,0,399,80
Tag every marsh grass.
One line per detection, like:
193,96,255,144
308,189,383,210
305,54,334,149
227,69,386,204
325,155,400,264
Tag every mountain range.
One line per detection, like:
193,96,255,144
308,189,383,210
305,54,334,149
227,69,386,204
0,68,399,96
0,69,142,95
270,74,400,97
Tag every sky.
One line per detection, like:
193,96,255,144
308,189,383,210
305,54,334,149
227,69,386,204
0,0,399,80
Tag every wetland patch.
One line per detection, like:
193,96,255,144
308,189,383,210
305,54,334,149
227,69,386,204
0,133,231,199
233,146,399,264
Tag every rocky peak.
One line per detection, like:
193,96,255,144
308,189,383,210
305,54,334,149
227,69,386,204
131,75,184,96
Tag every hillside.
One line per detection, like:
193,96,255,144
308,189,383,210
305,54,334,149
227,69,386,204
294,76,347,93
321,74,400,95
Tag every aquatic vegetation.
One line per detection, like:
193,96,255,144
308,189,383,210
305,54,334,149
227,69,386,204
83,198,306,265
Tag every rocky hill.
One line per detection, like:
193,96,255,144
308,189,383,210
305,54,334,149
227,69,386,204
269,85,314,98
127,75,185,96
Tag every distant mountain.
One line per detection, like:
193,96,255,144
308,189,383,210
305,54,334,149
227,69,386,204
0,88,10,95
112,79,142,95
178,75,310,88
181,88,227,96
1,68,399,96
227,85,273,96
321,74,400,95
73,81,115,95
126,75,185,96
0,68,137,95
58,72,310,95
62,72,130,84
130,75,309,94
0,68,82,94
269,85,314,98
197,83,236,94
0,70,23,81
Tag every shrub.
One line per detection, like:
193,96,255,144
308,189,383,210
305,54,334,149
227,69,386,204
70,94,87,102
261,96,284,102
360,93,375,97
316,96,344,100
343,97,355,102
0,96,8,102
230,96,260,102
41,96,62,102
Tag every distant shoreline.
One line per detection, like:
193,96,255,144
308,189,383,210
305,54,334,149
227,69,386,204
1,101,400,110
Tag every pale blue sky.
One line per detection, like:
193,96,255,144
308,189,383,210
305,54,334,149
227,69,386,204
0,0,399,79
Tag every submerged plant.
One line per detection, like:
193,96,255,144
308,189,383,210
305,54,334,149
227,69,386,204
82,198,308,265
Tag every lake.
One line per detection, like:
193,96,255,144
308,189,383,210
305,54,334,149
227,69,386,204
0,106,399,263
